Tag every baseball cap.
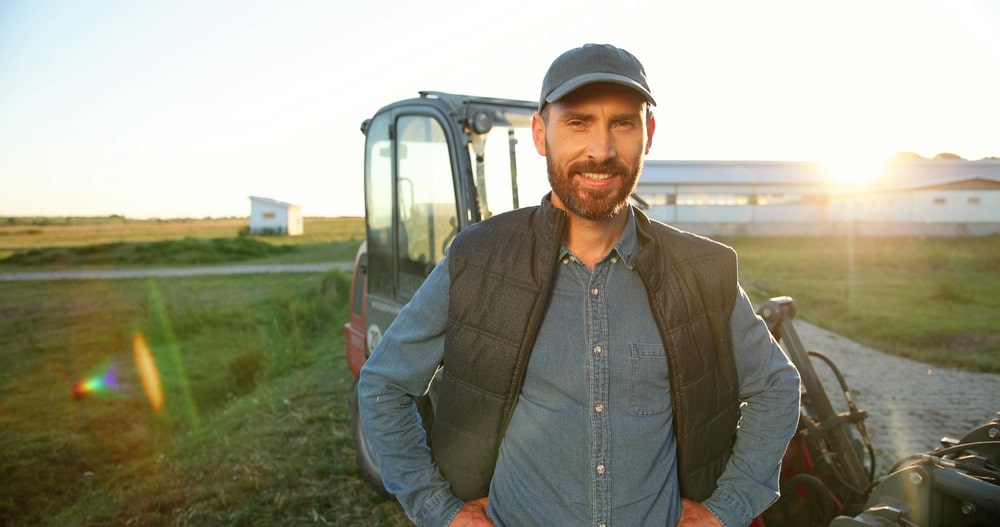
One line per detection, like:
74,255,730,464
539,43,655,111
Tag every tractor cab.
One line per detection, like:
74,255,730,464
345,91,546,377
343,92,546,489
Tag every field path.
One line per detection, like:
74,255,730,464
0,262,353,281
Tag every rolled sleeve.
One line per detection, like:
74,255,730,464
703,285,801,525
357,258,465,526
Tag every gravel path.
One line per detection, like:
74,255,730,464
792,319,1000,477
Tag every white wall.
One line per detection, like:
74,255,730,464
250,200,290,234
828,190,999,223
642,189,999,236
286,207,303,236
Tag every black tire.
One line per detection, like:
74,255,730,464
349,378,389,495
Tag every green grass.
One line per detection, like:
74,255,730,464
1,219,997,525
0,216,365,261
0,272,411,526
0,218,410,526
721,235,1000,373
0,237,298,267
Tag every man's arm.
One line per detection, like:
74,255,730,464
702,285,801,527
357,259,466,526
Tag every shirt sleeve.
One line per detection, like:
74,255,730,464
703,284,801,527
357,258,465,526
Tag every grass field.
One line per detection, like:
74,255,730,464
0,216,365,263
722,234,1000,372
0,217,997,525
0,271,410,526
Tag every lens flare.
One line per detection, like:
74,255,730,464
72,366,117,398
145,279,200,428
132,332,164,411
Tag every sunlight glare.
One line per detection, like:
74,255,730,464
823,156,887,189
133,332,164,411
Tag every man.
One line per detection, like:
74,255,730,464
359,43,800,527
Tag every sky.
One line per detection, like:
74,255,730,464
1,0,997,219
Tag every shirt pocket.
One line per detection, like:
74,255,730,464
629,342,671,415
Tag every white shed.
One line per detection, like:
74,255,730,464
248,196,303,236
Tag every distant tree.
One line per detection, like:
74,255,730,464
890,151,927,161
932,152,964,160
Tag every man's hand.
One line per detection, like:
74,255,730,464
448,497,494,527
678,498,724,526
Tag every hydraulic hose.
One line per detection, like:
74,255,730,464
807,349,878,483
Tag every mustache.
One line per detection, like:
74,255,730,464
567,158,628,176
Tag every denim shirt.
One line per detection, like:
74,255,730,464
359,211,800,527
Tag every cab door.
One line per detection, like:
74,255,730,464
363,107,460,352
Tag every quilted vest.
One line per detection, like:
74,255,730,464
431,197,740,502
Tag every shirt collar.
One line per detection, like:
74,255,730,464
614,207,640,270
557,207,640,270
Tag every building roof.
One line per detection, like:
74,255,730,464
639,160,830,186
638,159,1000,191
249,196,301,209
873,160,1000,191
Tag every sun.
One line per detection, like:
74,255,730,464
822,155,887,188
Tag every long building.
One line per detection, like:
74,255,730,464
634,159,1000,236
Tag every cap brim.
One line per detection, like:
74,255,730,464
544,72,656,107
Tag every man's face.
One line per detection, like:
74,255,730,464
533,83,655,221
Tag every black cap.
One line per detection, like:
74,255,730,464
539,43,655,111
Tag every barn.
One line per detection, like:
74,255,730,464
634,159,1000,236
248,196,303,236
826,160,1000,235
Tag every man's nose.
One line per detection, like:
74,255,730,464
586,127,616,162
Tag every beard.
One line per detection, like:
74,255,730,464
546,147,643,221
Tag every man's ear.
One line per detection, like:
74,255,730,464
645,111,656,155
532,112,547,156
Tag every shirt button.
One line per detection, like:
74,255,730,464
597,464,606,475
599,523,607,527
611,255,618,263
595,403,604,413
562,256,570,264
591,287,599,296
593,345,602,354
